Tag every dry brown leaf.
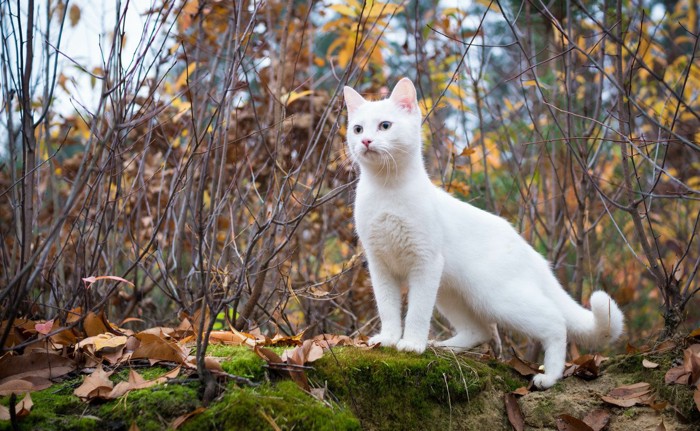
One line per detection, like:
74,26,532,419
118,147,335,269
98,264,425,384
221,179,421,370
655,419,666,431
600,382,652,408
504,392,524,431
564,354,604,380
0,405,8,421
507,354,540,377
254,346,284,364
73,364,114,401
664,366,690,385
84,311,112,337
0,351,75,383
132,332,188,364
511,386,530,396
642,359,659,369
95,335,128,353
268,332,304,347
0,376,52,396
556,414,594,431
171,406,207,429
694,388,700,413
281,340,323,364
128,421,140,431
582,408,610,431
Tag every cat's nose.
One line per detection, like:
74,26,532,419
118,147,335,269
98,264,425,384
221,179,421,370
361,138,372,148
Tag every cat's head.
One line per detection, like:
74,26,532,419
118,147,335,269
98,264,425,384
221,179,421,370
343,78,422,171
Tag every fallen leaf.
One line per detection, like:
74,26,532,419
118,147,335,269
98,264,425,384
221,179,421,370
254,346,284,364
582,408,610,431
95,334,128,353
132,332,188,364
511,386,530,396
0,376,52,396
600,382,652,408
507,354,540,377
281,340,323,364
648,400,668,413
556,414,594,431
0,352,75,383
664,366,690,385
655,419,666,431
73,364,114,401
84,311,113,337
0,393,33,420
171,406,207,429
694,388,700,413
642,359,659,369
35,319,54,335
504,392,524,431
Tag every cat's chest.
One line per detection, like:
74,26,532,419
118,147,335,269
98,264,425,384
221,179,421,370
356,204,434,269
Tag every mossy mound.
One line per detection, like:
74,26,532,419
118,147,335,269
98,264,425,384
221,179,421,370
3,344,697,431
309,347,523,430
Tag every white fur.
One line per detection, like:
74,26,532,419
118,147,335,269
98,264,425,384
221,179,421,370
343,78,624,389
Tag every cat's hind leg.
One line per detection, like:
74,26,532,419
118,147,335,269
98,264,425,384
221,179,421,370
432,289,492,351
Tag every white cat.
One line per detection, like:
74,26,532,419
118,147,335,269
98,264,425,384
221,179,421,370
343,78,624,389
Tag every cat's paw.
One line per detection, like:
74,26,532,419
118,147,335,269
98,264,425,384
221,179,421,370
368,333,400,347
532,373,559,389
396,339,426,354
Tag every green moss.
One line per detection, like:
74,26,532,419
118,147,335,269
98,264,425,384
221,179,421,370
98,381,200,431
181,380,360,431
309,347,514,430
207,345,267,381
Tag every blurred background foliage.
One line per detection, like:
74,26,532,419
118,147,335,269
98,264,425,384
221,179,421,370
1,0,699,356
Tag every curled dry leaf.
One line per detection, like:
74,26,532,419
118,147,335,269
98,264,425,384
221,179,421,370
73,364,114,401
0,351,75,383
504,392,525,431
507,353,541,377
600,382,652,408
511,386,530,397
132,332,188,364
0,393,33,420
582,408,610,431
642,359,659,369
171,406,207,429
0,376,52,396
555,414,594,431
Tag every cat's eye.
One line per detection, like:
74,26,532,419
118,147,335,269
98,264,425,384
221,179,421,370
379,121,392,131
353,125,363,134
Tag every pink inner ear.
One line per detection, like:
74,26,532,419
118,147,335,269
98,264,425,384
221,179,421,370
395,97,415,112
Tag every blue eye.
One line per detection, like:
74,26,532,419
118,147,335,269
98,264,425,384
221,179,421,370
353,125,363,134
379,121,392,130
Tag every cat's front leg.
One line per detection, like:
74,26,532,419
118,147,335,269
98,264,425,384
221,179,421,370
397,255,444,353
367,259,402,347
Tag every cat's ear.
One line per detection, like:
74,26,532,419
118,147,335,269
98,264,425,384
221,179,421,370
343,86,366,115
389,77,418,113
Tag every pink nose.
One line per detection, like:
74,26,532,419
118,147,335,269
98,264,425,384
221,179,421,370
362,138,372,148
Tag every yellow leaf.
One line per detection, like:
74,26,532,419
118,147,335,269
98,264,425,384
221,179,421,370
69,5,81,27
329,4,356,17
284,90,313,106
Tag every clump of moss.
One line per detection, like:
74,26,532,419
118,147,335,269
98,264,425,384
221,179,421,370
208,345,268,381
309,347,513,430
181,380,360,431
98,381,200,431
